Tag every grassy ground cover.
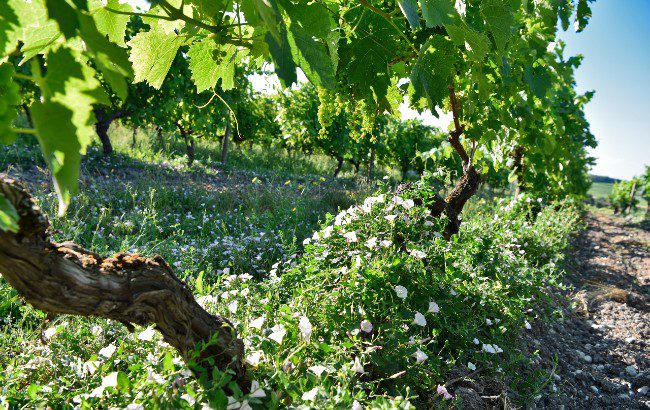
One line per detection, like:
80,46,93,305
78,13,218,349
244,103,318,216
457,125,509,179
1,131,583,409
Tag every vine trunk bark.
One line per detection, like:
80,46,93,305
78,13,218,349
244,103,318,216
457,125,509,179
0,175,249,389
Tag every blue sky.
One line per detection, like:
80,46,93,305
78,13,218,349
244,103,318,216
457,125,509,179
560,0,650,179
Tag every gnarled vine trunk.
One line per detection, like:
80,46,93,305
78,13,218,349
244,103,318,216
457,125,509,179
94,108,129,155
0,175,248,388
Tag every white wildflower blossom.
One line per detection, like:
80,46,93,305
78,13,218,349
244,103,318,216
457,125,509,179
482,343,503,354
98,344,116,359
302,387,319,401
352,357,365,374
467,362,476,371
343,231,358,242
308,365,327,376
380,239,392,247
428,300,440,314
249,316,266,330
137,326,156,341
268,324,286,344
360,320,373,333
413,312,427,327
245,351,263,367
298,316,313,341
409,249,427,259
413,349,428,363
394,285,408,300
365,237,377,249
249,381,266,398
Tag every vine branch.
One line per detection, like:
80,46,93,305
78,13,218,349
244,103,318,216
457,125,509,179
447,86,470,168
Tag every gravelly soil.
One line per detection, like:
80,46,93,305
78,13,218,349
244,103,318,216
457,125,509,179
523,212,649,409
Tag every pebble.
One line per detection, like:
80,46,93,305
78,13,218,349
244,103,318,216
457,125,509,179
554,373,561,381
583,354,592,363
618,393,630,400
638,386,649,396
625,366,638,377
596,365,605,371
590,386,599,394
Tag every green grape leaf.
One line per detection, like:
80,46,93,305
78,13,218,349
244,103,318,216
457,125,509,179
480,0,515,51
45,0,79,38
445,23,489,61
338,10,397,104
143,2,188,34
419,0,456,28
277,0,333,39
409,35,456,112
128,27,183,89
188,0,226,19
31,100,82,214
0,194,19,233
0,0,20,60
575,0,592,33
9,0,62,63
287,24,336,89
524,66,551,98
78,14,133,99
89,0,132,46
251,0,280,41
33,45,108,213
399,0,421,30
187,38,239,92
266,30,297,87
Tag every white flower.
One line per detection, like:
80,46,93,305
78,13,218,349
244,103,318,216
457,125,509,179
245,351,263,367
467,362,476,371
394,285,408,300
437,384,453,400
402,199,414,210
413,312,427,327
101,372,118,388
352,357,365,374
450,289,457,296
428,301,439,314
482,343,503,354
433,232,444,239
409,249,427,259
268,324,286,344
249,316,265,330
249,380,266,398
228,301,239,314
360,320,373,333
91,325,103,336
83,359,100,375
308,365,327,376
322,226,333,238
302,238,311,245
43,327,58,340
473,338,480,345
98,344,116,359
524,320,532,330
486,318,493,326
137,326,156,341
365,237,377,249
343,231,358,242
351,400,364,410
413,349,428,363
380,239,392,248
302,387,318,401
384,215,397,222
298,316,312,341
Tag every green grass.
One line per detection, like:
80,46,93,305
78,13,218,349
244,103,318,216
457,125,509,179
0,127,587,408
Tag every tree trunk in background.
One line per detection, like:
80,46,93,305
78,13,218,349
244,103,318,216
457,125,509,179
333,156,344,178
626,180,637,214
511,145,525,200
0,175,249,389
93,108,129,155
368,148,375,178
22,104,33,128
353,161,360,174
94,108,113,155
221,116,231,165
176,122,195,167
131,126,138,149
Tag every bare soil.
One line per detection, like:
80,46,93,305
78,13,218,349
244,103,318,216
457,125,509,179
524,211,649,409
